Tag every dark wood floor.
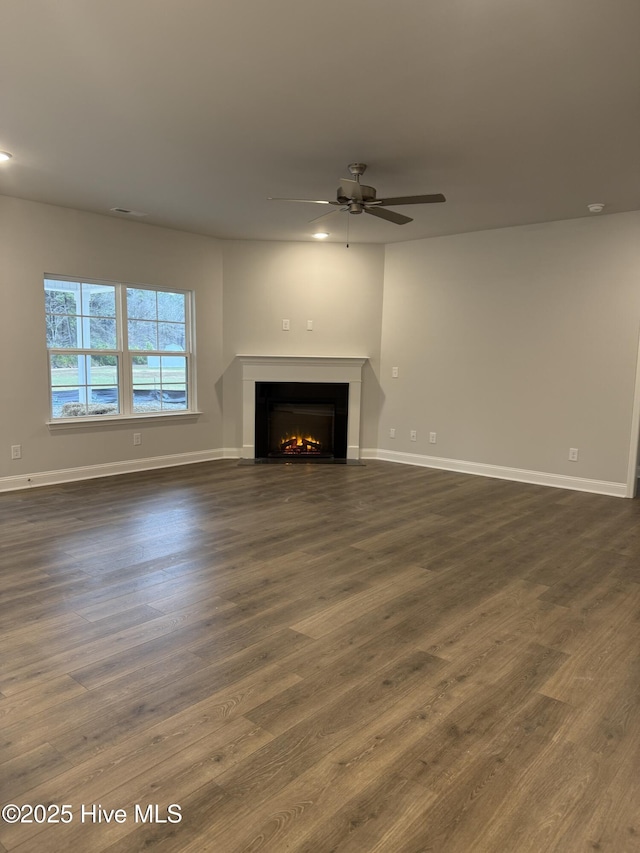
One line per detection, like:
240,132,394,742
1,460,640,852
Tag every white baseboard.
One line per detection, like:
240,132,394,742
222,447,242,459
1,446,628,497
364,448,628,498
0,449,227,492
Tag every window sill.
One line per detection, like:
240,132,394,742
47,411,202,430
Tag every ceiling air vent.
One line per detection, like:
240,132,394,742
110,207,147,217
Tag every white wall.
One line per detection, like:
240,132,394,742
378,212,640,492
220,240,385,453
0,196,224,488
3,194,639,496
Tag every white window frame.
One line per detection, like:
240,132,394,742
45,275,197,425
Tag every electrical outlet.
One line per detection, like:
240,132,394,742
392,366,399,378
429,432,437,444
11,444,21,460
569,447,579,461
410,430,417,441
133,433,141,446
282,319,290,331
389,428,396,438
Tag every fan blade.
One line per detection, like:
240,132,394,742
365,206,412,225
377,193,446,206
268,198,339,205
308,208,346,224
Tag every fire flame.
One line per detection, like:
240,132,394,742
280,433,322,454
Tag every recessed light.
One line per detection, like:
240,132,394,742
587,203,605,213
0,151,13,162
313,231,329,239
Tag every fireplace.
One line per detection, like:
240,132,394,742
239,356,367,461
255,382,349,460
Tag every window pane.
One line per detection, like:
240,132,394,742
128,320,157,350
58,395,88,417
89,317,117,349
46,313,78,348
161,356,187,383
158,322,185,351
51,386,81,409
133,386,163,412
158,290,185,323
83,283,116,317
132,361,161,386
45,281,79,315
162,386,187,410
89,355,118,386
89,387,119,413
127,288,157,320
50,354,80,386
132,386,187,412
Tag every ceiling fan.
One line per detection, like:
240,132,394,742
268,163,445,225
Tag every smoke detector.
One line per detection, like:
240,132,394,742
587,203,605,214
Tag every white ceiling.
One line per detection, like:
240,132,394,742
1,0,638,244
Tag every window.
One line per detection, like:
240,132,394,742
45,277,194,420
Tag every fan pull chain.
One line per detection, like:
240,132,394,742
346,211,350,248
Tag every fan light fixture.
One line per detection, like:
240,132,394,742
0,151,13,162
313,231,329,239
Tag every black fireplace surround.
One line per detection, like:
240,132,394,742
255,382,349,461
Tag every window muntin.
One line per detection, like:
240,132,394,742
45,277,193,420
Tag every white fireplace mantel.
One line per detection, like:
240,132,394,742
238,355,368,460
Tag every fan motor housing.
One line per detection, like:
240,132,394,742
337,182,377,204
